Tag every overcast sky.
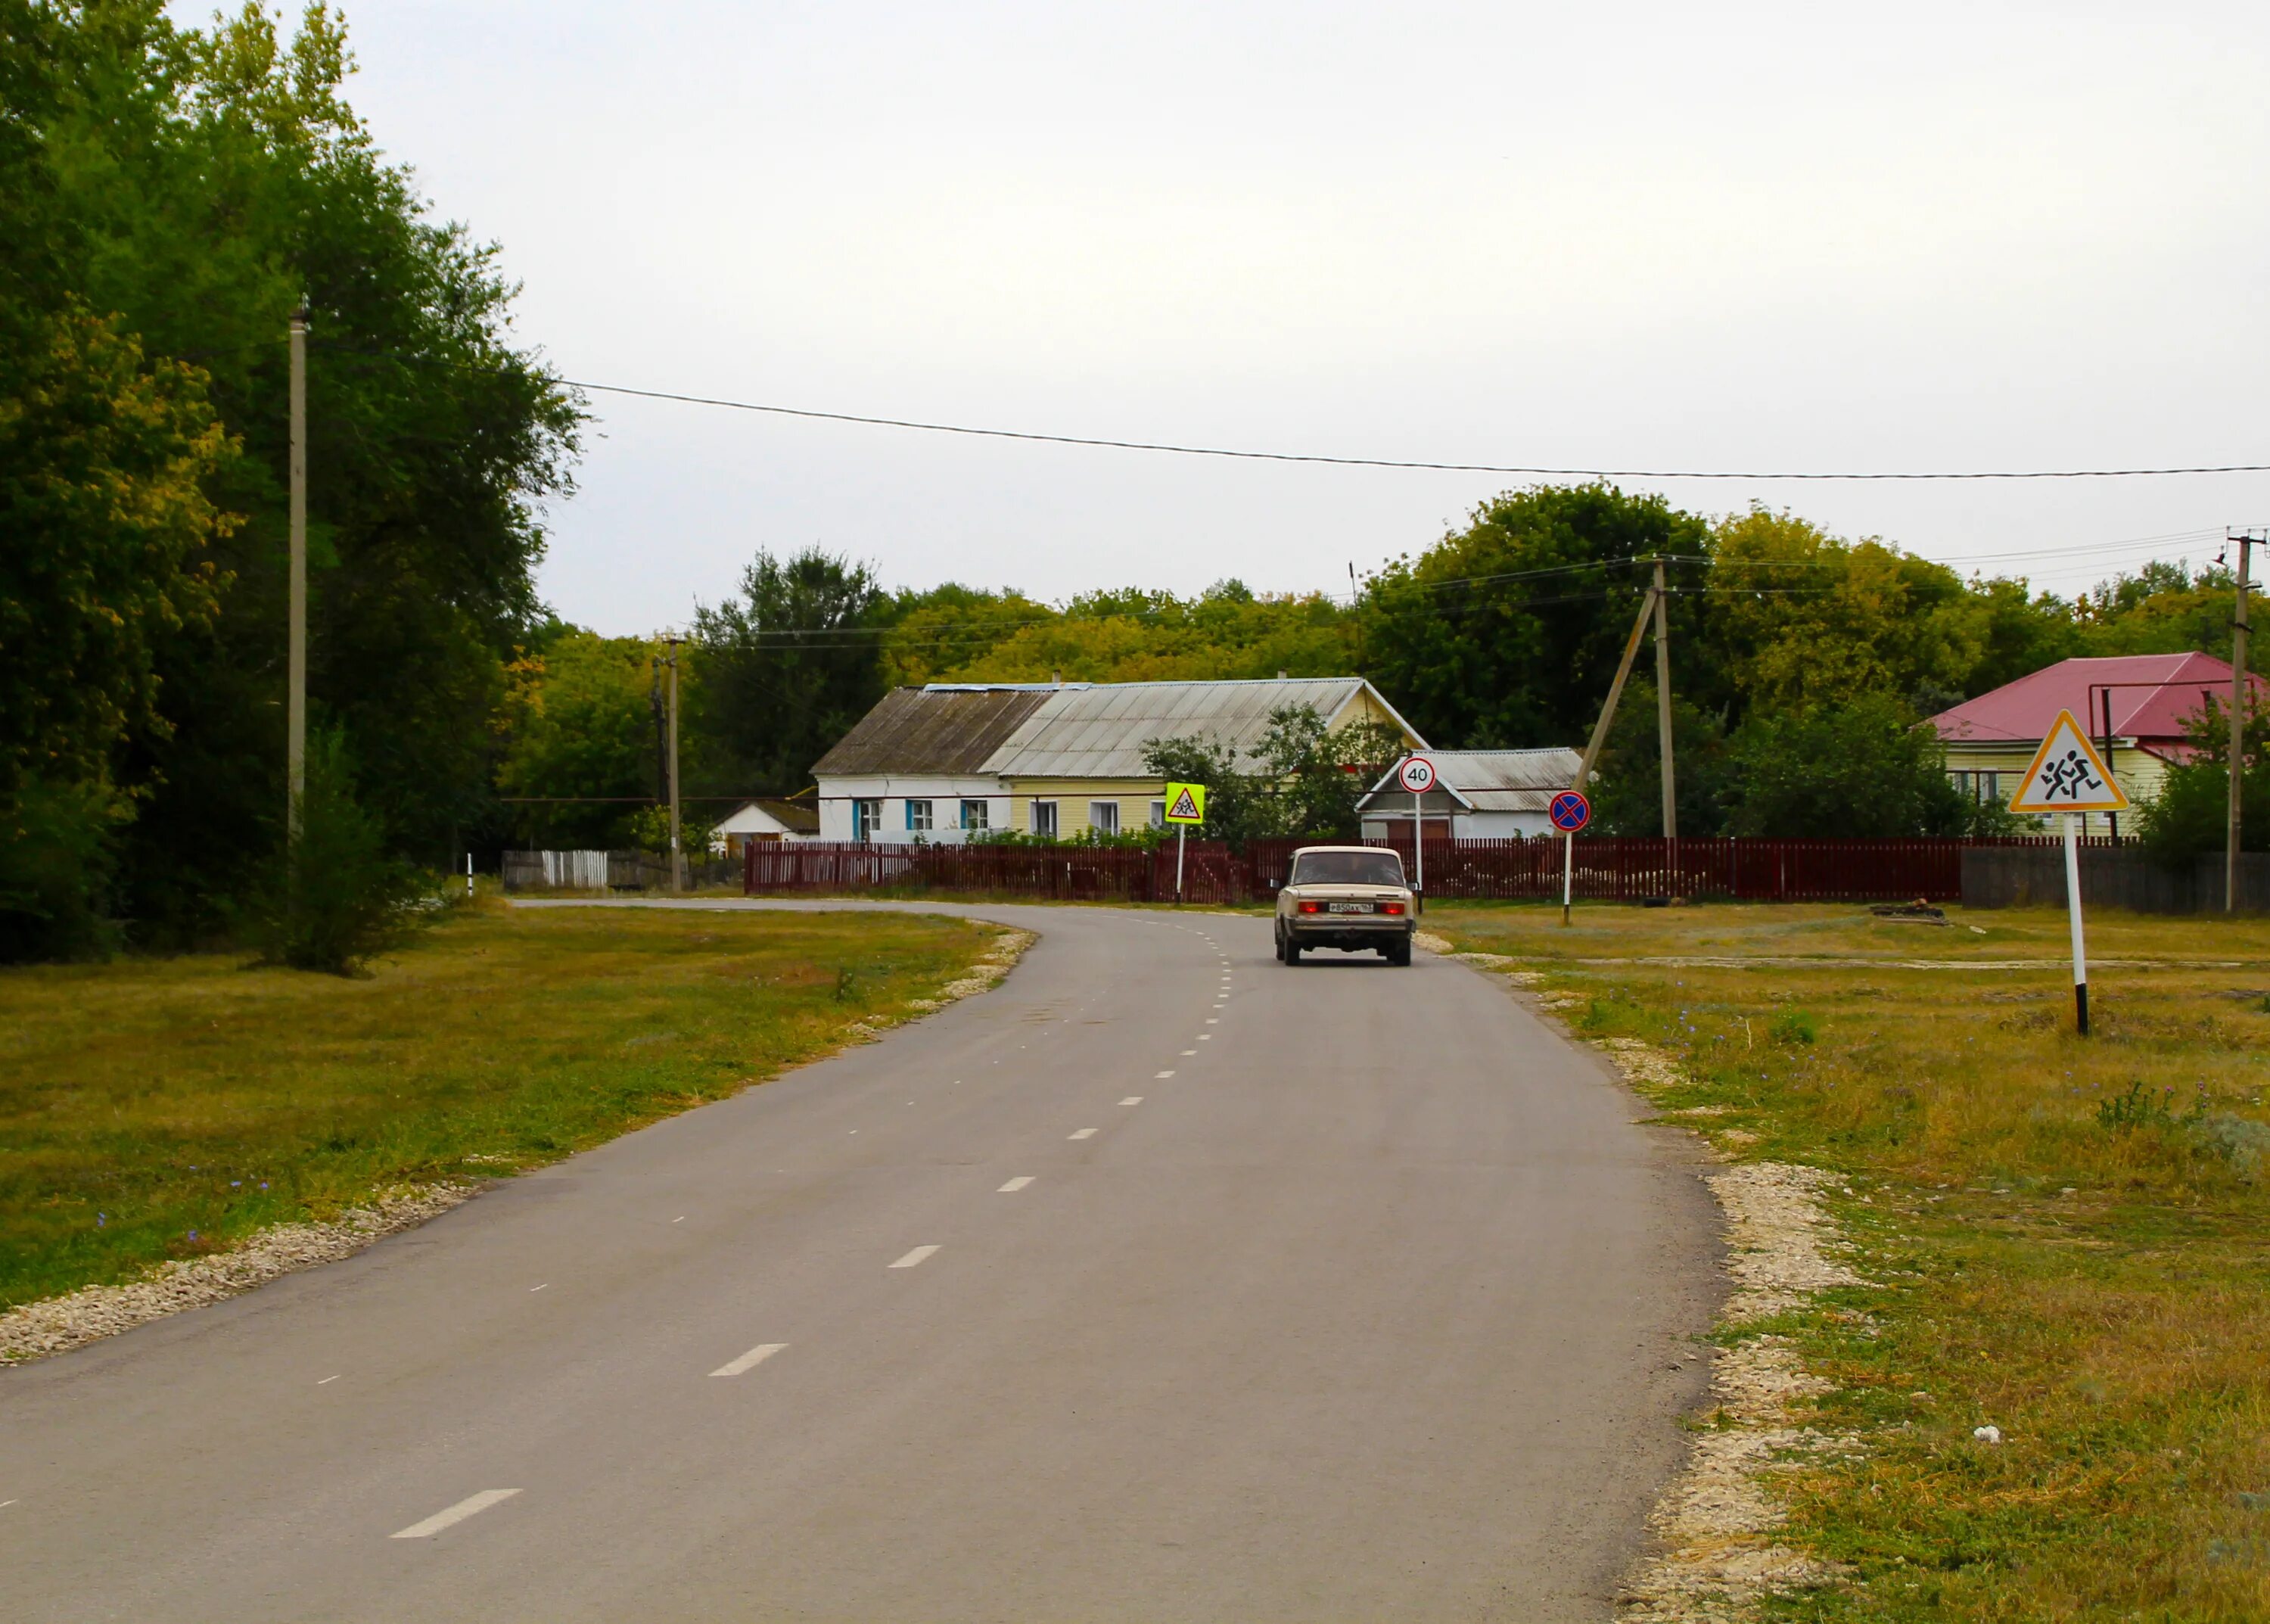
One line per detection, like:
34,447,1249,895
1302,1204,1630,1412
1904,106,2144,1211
316,1,2268,633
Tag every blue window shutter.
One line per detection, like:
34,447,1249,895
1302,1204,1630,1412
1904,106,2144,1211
903,800,913,831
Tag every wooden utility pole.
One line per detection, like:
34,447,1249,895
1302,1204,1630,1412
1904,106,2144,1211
2231,532,2257,912
1653,557,1677,851
666,635,684,893
287,303,309,838
1575,586,1659,793
1565,583,1660,926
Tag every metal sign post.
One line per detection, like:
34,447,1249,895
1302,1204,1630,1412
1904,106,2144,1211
1161,780,1207,904
2062,813,2090,1033
1548,790,1591,927
1398,756,1437,904
2007,709,2130,1035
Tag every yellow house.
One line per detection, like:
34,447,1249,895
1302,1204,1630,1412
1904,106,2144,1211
1930,652,2253,836
984,678,1426,838
809,677,1426,842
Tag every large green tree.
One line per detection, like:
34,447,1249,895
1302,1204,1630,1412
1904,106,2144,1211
1724,696,1972,838
2,1,580,942
1362,484,1711,750
493,630,662,849
688,547,891,795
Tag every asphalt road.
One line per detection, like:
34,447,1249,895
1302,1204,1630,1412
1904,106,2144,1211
2,901,1718,1622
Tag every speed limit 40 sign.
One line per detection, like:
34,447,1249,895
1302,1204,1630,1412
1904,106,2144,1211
1397,755,1436,795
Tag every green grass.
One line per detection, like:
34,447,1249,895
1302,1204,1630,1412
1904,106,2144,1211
0,900,994,1314
1427,901,2270,1622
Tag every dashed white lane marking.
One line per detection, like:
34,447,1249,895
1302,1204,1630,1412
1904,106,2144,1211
1180,1049,1196,1055
998,1176,1034,1193
673,1215,686,1224
390,1489,521,1539
316,1374,341,1386
1121,1097,1143,1106
529,1283,548,1293
1205,1018,1219,1024
1068,1128,1098,1140
711,1342,788,1377
0,1499,17,1509
1198,1034,1211,1041
1155,1070,1176,1078
891,1245,941,1268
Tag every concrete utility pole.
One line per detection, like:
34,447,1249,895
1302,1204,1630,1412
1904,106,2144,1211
665,635,684,893
1652,558,1677,846
2231,531,2257,912
287,303,309,838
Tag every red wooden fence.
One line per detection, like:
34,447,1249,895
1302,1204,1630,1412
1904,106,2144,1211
747,836,2094,906
743,840,1155,901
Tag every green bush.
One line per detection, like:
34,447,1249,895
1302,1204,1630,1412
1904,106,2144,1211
1727,695,1971,838
2133,696,2268,864
0,775,133,962
1771,1010,1818,1044
248,731,432,975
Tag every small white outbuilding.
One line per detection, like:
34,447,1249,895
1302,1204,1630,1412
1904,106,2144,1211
709,798,820,856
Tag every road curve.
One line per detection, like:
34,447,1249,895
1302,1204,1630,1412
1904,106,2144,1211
1,901,1718,1622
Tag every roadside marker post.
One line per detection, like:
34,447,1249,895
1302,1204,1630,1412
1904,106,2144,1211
1163,780,1206,904
2006,709,2130,1035
1398,755,1437,907
1548,790,1591,927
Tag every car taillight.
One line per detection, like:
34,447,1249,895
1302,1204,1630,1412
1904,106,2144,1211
1382,902,1405,916
1298,901,1320,913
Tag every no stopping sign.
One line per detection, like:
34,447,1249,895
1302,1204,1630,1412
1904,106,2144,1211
1548,790,1591,832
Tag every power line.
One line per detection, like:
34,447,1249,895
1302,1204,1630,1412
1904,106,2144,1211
309,341,2270,484
555,375,2270,483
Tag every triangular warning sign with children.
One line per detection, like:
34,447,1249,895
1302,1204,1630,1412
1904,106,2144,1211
1163,782,1206,824
2007,709,2130,815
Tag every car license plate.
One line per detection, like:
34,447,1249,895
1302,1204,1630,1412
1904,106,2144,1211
1326,901,1373,914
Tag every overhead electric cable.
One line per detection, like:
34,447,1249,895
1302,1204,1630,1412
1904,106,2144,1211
309,341,2270,484
552,375,2270,482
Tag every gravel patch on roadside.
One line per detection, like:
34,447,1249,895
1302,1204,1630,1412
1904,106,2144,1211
861,928,1034,1035
1597,1034,1861,1619
0,1185,473,1366
1423,939,1864,1618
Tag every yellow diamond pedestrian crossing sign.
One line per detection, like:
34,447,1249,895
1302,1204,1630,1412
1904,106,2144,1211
1163,782,1206,824
2007,709,2129,815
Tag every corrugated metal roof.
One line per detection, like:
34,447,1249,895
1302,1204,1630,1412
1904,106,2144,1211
1931,654,2257,745
1357,748,1581,814
810,686,1054,776
984,678,1416,779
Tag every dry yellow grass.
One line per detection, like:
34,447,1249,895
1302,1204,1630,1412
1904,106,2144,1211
1429,900,2270,1622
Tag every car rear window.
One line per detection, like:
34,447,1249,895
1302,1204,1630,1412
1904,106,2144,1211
1289,851,1405,887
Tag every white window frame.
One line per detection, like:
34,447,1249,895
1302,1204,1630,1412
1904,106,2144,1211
960,798,990,832
1149,800,1167,829
1089,800,1119,835
852,798,882,841
906,798,933,833
1031,800,1059,838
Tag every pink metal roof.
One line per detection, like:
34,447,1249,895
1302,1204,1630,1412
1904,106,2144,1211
1931,653,2257,747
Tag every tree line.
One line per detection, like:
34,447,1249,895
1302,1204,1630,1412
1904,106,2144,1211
3,5,2258,963
2,2,574,960
515,485,2254,853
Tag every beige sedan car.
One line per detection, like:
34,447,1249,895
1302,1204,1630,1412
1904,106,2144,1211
1274,845,1415,966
